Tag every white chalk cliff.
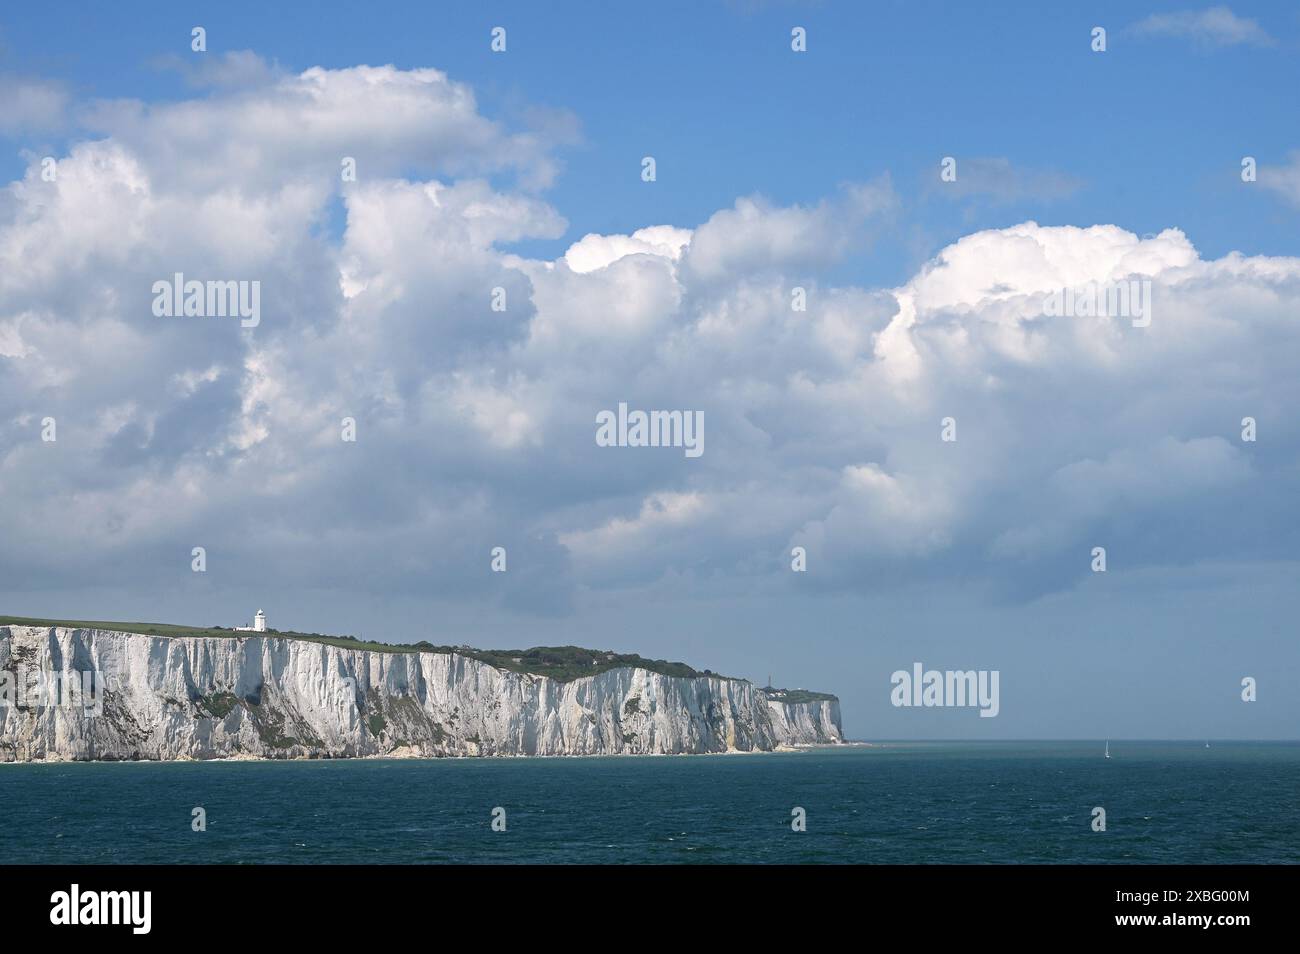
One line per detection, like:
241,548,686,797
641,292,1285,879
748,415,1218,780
0,626,842,761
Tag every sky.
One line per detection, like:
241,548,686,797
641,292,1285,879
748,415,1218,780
1,2,1298,739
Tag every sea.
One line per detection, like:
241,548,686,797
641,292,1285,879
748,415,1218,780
2,742,1296,864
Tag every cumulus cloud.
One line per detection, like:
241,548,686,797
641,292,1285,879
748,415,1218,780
685,177,896,280
1129,6,1274,48
1,61,1298,625
80,59,563,192
563,225,692,274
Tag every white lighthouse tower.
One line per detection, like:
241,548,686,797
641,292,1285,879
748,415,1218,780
236,610,268,633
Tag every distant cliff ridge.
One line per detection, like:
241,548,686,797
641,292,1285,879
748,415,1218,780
0,625,843,761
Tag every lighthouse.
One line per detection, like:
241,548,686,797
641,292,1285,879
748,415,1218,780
236,610,268,633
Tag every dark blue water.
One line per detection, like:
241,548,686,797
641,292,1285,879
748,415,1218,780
2,742,1296,863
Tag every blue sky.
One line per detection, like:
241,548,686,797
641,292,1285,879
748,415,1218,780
1,2,1298,739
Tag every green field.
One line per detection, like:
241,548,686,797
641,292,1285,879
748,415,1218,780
0,615,730,684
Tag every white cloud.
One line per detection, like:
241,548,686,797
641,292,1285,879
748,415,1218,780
1129,6,1274,47
563,225,691,274
1,63,1298,615
81,61,563,192
684,177,896,280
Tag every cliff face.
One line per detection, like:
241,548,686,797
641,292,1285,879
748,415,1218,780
0,626,842,761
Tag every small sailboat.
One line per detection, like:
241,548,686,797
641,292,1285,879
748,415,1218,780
1104,740,1110,759
1205,741,1210,748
